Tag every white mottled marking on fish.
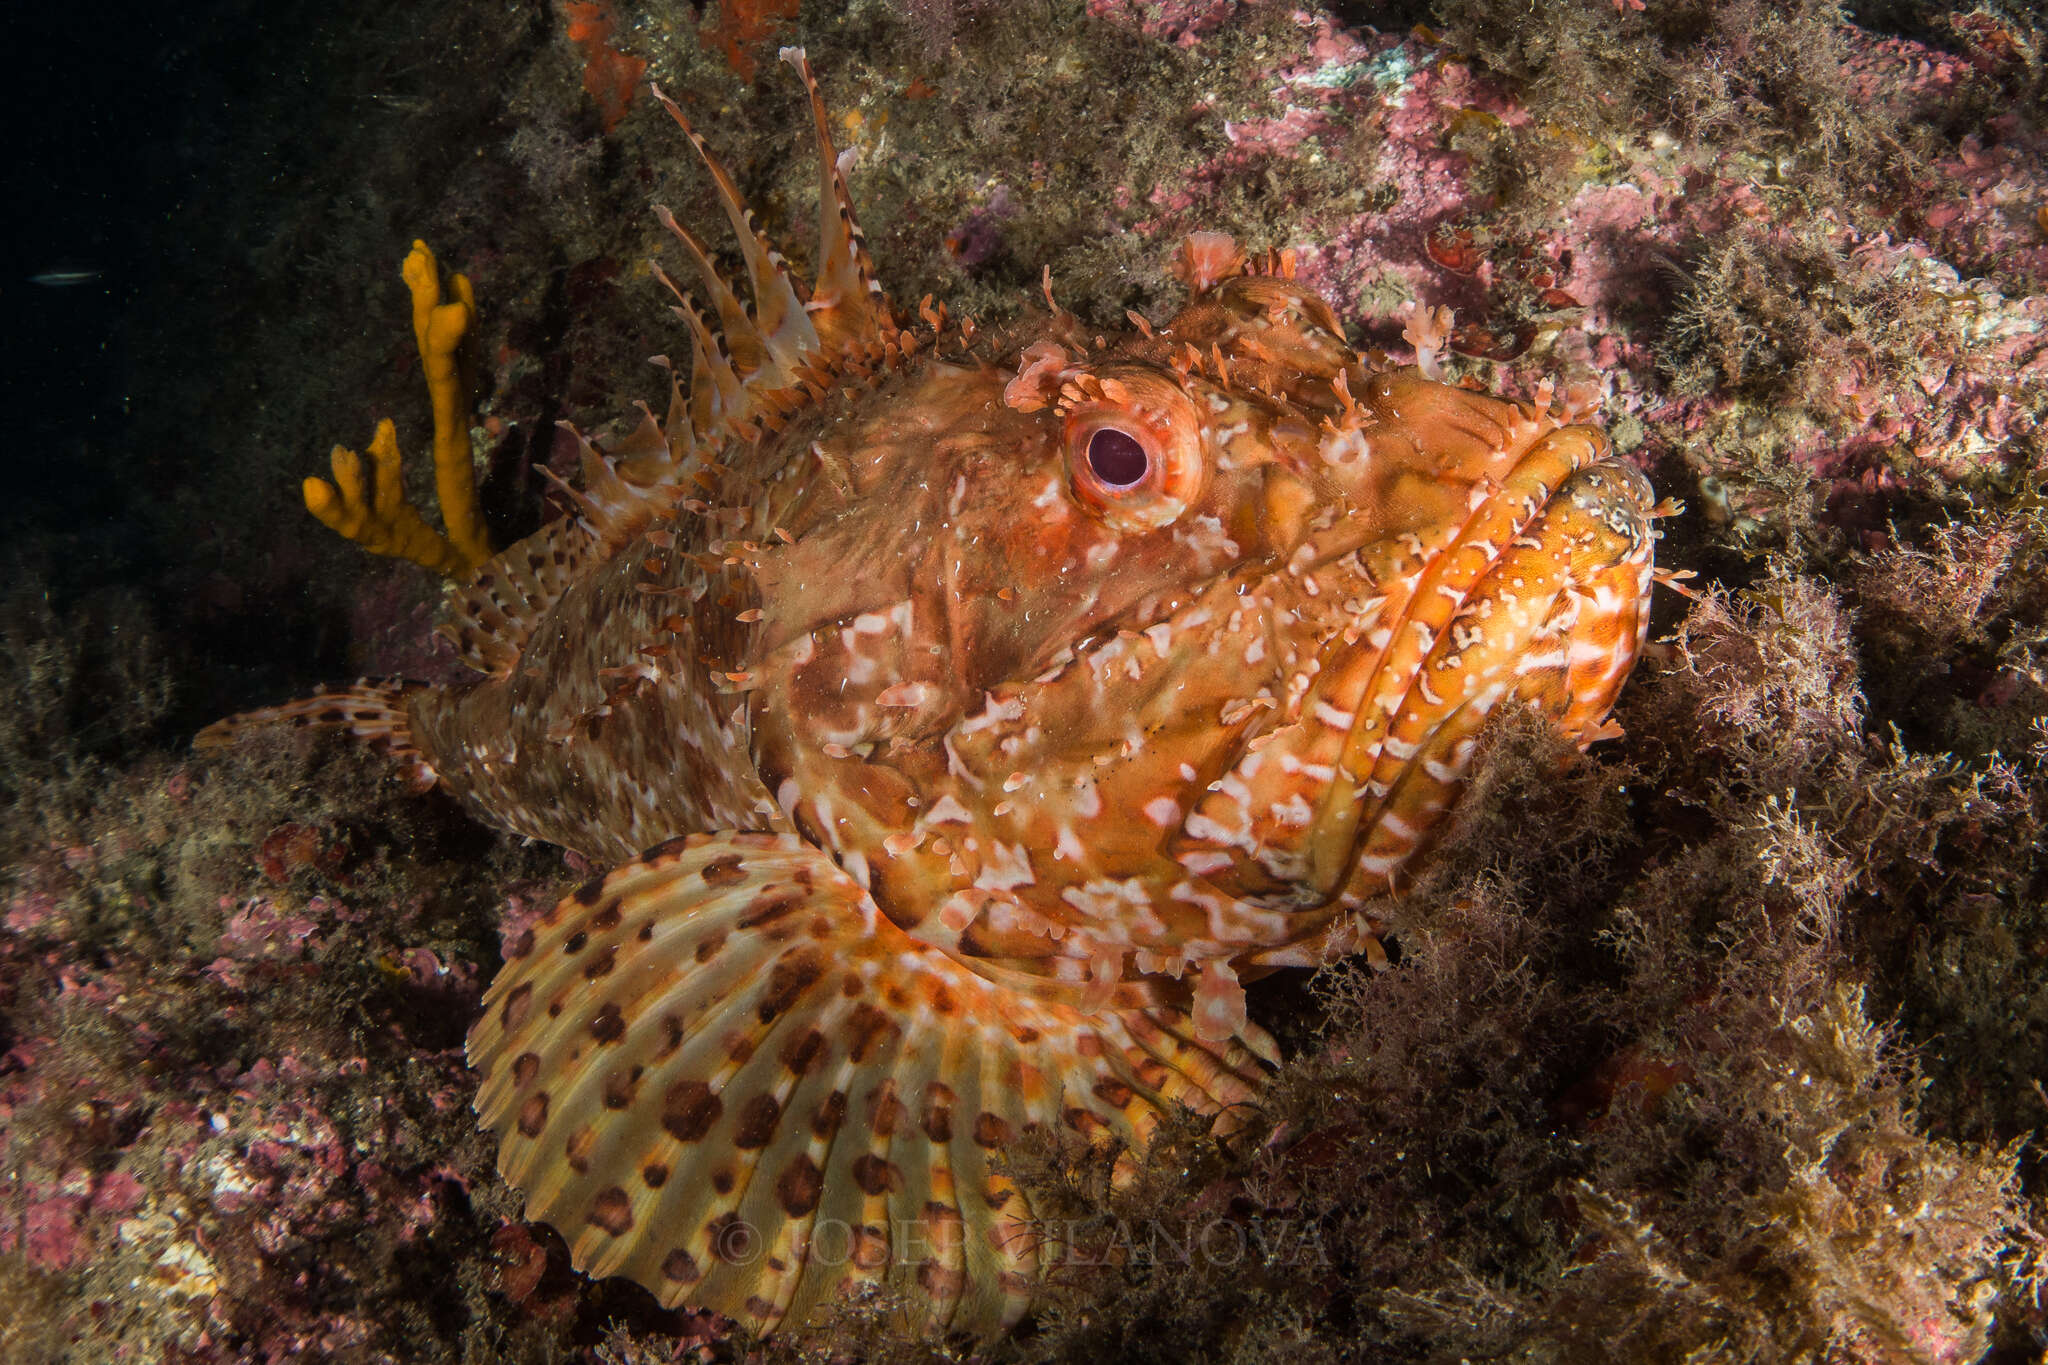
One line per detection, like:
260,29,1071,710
1143,796,1182,827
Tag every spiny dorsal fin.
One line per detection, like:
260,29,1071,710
468,833,1268,1336
649,260,748,437
648,355,703,475
781,46,895,355
652,204,791,389
650,85,819,377
438,54,902,672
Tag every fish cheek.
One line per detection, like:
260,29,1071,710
1261,468,1319,551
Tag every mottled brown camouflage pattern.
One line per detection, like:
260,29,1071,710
208,52,1656,1338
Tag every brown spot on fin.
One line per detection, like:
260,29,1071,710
193,679,435,790
444,404,701,680
440,519,600,679
467,832,1267,1337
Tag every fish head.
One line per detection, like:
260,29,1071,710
750,236,1654,1005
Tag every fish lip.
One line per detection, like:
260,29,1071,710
1285,445,1653,573
1280,447,1655,896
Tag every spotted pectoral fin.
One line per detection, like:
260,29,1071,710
467,832,1267,1338
441,519,601,679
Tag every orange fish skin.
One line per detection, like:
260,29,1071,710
417,260,1654,1026
207,51,1657,1339
436,256,1653,1327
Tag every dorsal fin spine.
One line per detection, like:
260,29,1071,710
648,355,703,475
444,59,908,686
653,203,787,387
780,47,893,355
651,264,746,435
650,84,820,375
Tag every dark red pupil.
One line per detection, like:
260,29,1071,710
1086,428,1149,487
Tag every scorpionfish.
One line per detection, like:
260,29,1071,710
203,50,1655,1338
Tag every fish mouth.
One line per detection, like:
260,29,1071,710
1171,426,1655,933
1301,439,1656,900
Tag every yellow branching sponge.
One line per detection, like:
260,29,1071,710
303,240,492,578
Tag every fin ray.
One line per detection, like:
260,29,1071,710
781,47,893,354
193,680,435,789
651,86,819,377
469,833,1267,1335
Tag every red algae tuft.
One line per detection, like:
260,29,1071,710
563,1,646,131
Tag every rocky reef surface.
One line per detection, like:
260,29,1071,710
3,1,2045,1360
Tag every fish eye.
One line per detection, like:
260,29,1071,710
1086,428,1150,487
1062,371,1205,532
